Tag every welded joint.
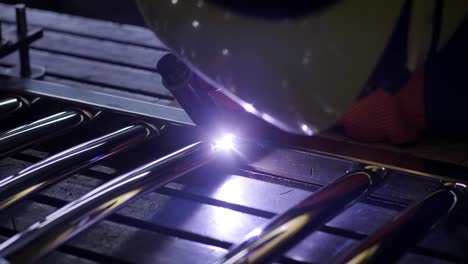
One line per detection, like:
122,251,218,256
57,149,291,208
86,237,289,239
14,95,30,109
442,181,467,203
347,164,388,186
15,94,42,107
129,121,161,137
66,108,96,122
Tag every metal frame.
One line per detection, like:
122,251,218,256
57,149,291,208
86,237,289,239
0,5,45,79
218,166,386,264
0,109,90,157
1,76,467,185
0,140,220,263
338,182,466,264
0,77,193,126
0,123,156,211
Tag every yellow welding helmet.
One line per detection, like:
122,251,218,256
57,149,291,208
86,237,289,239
138,0,467,135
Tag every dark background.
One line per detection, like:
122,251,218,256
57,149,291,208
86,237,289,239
0,0,145,25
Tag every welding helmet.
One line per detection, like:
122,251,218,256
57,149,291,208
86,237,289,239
138,0,431,135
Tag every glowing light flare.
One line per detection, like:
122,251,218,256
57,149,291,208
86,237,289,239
244,103,255,113
213,133,235,151
211,133,248,160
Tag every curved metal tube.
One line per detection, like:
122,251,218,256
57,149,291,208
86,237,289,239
0,110,89,157
338,182,465,264
0,97,26,119
218,166,386,264
0,140,220,263
0,124,155,211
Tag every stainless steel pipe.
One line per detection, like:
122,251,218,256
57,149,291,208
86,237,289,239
0,139,225,263
0,110,90,157
338,182,465,264
218,166,386,264
0,97,26,119
0,124,156,211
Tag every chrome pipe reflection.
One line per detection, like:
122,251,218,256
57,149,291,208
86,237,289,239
0,97,27,119
0,123,156,211
218,166,387,264
0,110,89,157
0,140,226,263
338,182,465,264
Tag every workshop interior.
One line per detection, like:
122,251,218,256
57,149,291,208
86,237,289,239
0,0,467,263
